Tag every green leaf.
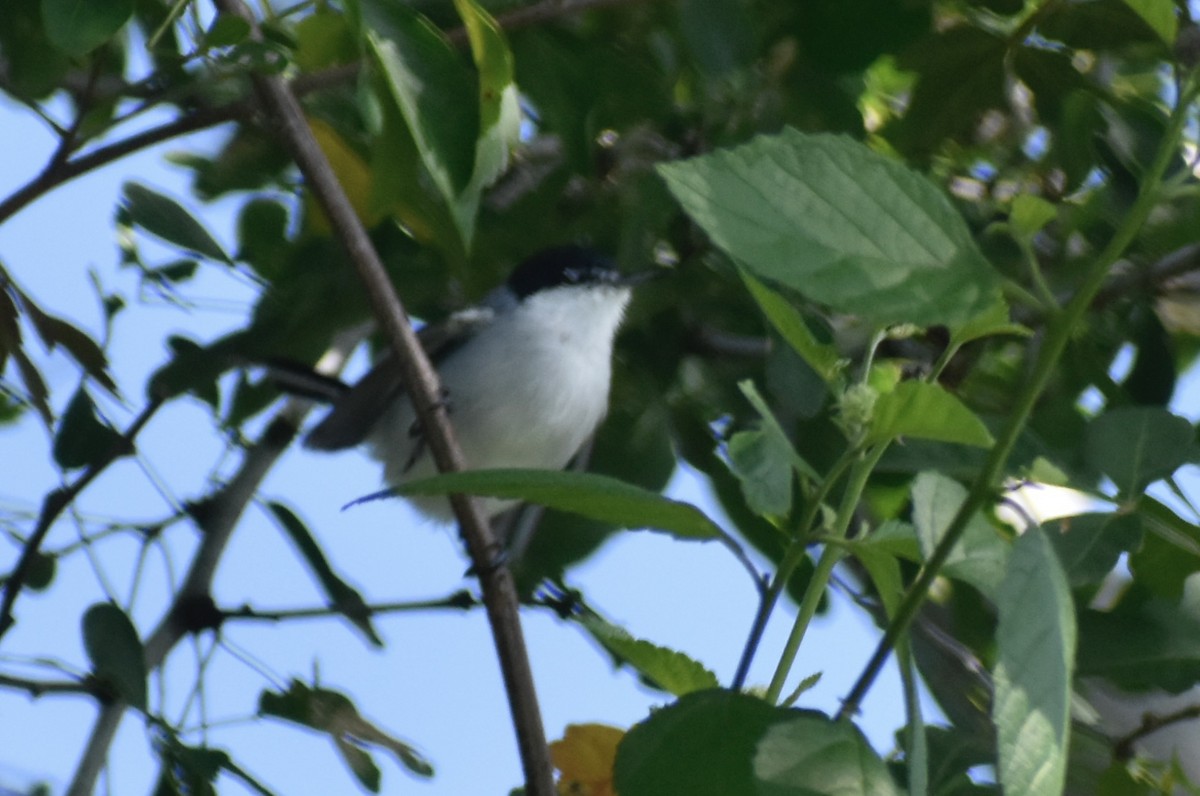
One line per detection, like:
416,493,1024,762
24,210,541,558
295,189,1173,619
659,130,1001,328
1084,406,1194,496
41,0,133,55
911,472,1010,598
738,381,821,481
82,602,148,710
1121,0,1178,45
992,527,1076,796
754,715,902,795
260,680,433,782
848,541,904,619
577,615,719,697
121,183,232,264
1077,589,1200,692
265,502,382,647
947,298,1030,348
15,287,117,394
866,381,994,448
727,429,793,518
739,269,842,384
203,13,251,48
1009,194,1058,240
380,469,722,541
294,7,356,72
888,27,1007,161
1048,512,1142,587
452,0,521,193
614,690,791,796
357,0,478,245
679,0,756,77
1130,497,1200,598
52,387,131,470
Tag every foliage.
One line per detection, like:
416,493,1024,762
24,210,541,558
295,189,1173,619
3,0,1200,794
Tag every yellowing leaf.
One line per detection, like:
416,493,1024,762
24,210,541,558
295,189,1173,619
551,723,625,796
305,117,381,233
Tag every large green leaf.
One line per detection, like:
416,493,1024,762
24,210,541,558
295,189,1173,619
911,472,1010,598
613,690,791,796
1077,584,1200,692
82,602,147,710
992,528,1076,796
658,130,1001,328
377,469,723,541
356,0,478,245
452,0,521,194
41,0,133,55
866,381,994,448
1048,512,1142,587
754,715,902,795
1084,406,1194,496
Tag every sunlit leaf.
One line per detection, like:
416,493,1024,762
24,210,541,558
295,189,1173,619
993,528,1076,796
867,381,994,448
911,471,1010,598
660,130,1001,328
375,469,722,541
578,615,719,696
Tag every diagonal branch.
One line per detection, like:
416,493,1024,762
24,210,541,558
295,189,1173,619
208,1,556,793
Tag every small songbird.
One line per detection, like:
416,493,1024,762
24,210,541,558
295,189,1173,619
301,246,647,520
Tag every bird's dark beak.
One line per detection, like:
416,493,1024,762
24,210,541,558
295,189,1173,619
617,268,668,287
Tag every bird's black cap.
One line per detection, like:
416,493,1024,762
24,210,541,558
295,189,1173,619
506,245,622,300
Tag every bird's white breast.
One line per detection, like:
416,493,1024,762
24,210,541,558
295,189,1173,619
369,283,631,520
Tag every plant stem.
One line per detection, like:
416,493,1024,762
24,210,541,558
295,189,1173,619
731,446,858,689
764,444,886,703
837,73,1200,721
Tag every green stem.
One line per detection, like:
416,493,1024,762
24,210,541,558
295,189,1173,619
898,637,927,796
764,444,887,703
837,74,1200,721
730,447,858,689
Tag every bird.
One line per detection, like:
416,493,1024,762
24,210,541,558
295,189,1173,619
297,245,647,521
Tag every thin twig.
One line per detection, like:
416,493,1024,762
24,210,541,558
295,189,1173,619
1114,703,1200,760
68,407,304,796
0,400,161,640
223,590,479,622
0,672,94,697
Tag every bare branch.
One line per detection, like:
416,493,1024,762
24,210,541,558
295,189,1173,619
208,0,557,791
0,400,161,640
0,672,93,698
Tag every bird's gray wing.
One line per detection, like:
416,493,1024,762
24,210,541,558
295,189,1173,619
303,306,496,451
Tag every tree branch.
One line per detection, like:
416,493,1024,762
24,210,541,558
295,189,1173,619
0,400,161,640
1114,703,1200,760
67,404,305,795
206,2,558,792
0,672,93,697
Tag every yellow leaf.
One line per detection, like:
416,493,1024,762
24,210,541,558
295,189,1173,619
305,117,382,233
550,723,625,796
